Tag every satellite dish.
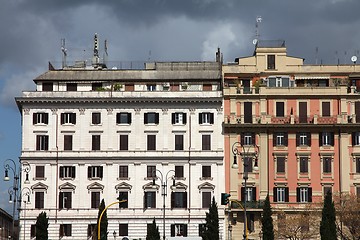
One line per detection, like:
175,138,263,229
351,55,357,63
253,39,258,45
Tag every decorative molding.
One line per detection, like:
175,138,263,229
23,108,30,115
79,108,85,115
107,108,113,115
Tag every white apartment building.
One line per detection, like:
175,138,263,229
15,58,225,239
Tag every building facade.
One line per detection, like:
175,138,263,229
0,208,13,240
223,40,360,239
16,56,225,239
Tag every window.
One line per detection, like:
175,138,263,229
147,166,156,178
118,192,128,208
323,157,332,173
91,192,100,209
147,135,156,150
117,112,132,124
64,135,73,150
172,112,187,125
119,135,128,150
35,166,45,179
60,224,72,237
66,83,77,91
203,84,212,91
273,187,289,202
297,132,311,146
241,132,255,145
320,132,334,146
299,157,308,173
42,82,53,91
147,84,156,91
35,192,44,209
244,102,253,123
299,102,308,123
202,192,211,208
87,224,97,238
31,224,36,238
202,166,211,178
276,102,285,117
59,192,72,209
92,112,101,125
297,187,312,203
199,224,206,237
324,187,332,196
199,112,214,124
59,166,76,179
202,135,211,150
171,192,187,208
61,113,76,125
276,156,285,173
274,132,288,146
247,213,255,233
119,166,129,178
352,132,360,146
175,135,184,150
33,112,48,124
171,224,187,237
92,135,100,150
356,157,360,173
241,187,256,202
175,166,184,178
119,224,128,237
144,192,156,208
322,102,330,117
88,166,103,179
267,55,275,69
36,135,49,151
144,112,159,124
92,82,102,91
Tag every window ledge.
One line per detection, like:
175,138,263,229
88,177,102,180
34,177,47,181
117,177,130,181
200,177,213,181
60,177,75,180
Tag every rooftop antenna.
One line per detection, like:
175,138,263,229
61,38,67,68
315,47,318,65
92,33,100,66
253,16,262,45
103,39,108,65
148,50,151,61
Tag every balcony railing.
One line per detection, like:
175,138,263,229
224,114,357,125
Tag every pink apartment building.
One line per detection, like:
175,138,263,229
222,40,360,239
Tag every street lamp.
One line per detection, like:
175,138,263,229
113,230,116,239
152,169,175,240
19,187,31,240
3,159,31,240
231,142,259,240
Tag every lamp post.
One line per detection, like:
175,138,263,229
152,169,175,240
3,159,31,240
231,142,259,240
19,187,31,240
113,230,116,240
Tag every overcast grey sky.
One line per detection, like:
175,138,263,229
1,0,360,213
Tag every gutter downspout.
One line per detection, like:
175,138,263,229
55,112,59,223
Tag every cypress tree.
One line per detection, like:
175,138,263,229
261,195,274,240
202,196,219,240
146,218,160,240
320,191,337,240
96,199,108,240
36,211,49,240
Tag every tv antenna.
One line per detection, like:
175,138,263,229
61,38,67,68
253,16,262,45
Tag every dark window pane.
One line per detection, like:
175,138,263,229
276,102,285,117
202,166,211,178
322,102,330,117
244,102,252,123
119,224,128,236
277,157,285,173
175,166,184,178
92,135,100,150
120,135,128,150
91,192,100,209
66,83,77,91
202,192,211,208
147,135,156,150
92,112,101,124
64,135,73,150
92,83,102,91
267,55,275,69
147,166,156,178
175,135,184,150
42,82,53,91
35,166,45,179
119,166,128,178
35,192,44,209
202,135,211,150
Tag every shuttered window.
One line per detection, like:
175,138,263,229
322,102,330,117
64,135,73,150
